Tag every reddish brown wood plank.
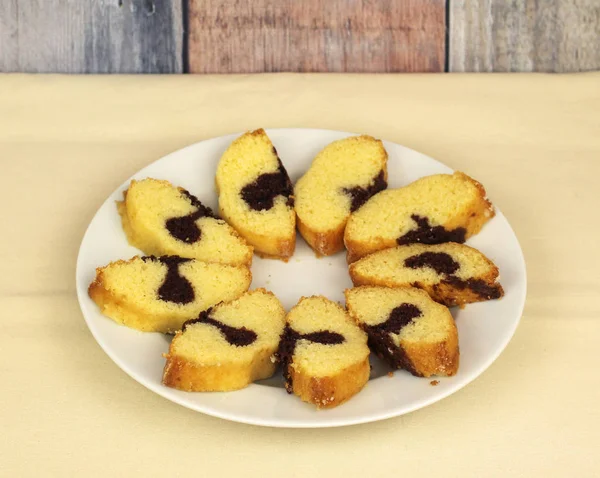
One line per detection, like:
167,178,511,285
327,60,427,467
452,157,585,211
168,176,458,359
187,0,446,73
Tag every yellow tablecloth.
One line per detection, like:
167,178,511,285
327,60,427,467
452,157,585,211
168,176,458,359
1,73,599,477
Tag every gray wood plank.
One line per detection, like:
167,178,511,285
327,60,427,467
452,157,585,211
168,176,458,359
450,0,600,72
0,0,183,73
0,1,19,72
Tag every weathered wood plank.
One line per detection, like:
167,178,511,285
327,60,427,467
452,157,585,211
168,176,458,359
0,1,19,72
0,0,183,73
450,0,600,72
187,0,447,73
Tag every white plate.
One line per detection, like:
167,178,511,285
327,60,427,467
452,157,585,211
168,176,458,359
76,128,526,428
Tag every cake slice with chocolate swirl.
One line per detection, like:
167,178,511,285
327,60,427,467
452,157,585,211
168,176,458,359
216,129,296,260
346,286,459,377
162,289,286,392
294,135,388,256
276,296,370,409
344,172,494,263
349,243,504,307
88,255,251,333
118,178,253,266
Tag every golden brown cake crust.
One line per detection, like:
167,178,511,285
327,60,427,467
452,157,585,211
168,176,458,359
344,171,495,263
288,357,370,409
88,260,170,332
162,345,276,392
116,191,137,248
217,207,295,261
296,219,346,257
345,236,390,264
400,333,459,377
443,172,495,242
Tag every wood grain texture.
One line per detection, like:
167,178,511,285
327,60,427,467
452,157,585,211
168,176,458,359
450,0,600,72
187,0,446,73
0,0,183,73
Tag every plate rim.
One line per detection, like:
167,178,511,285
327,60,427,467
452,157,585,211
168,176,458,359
75,127,527,428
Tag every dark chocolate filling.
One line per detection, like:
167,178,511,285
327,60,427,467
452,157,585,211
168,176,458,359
342,170,387,212
404,251,503,301
442,276,503,301
144,256,195,304
363,303,422,375
240,149,294,211
183,308,257,346
371,303,422,334
165,190,217,244
397,214,466,245
276,325,345,393
366,332,421,377
404,251,460,275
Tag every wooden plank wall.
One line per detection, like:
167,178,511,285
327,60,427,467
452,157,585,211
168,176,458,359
0,0,599,73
